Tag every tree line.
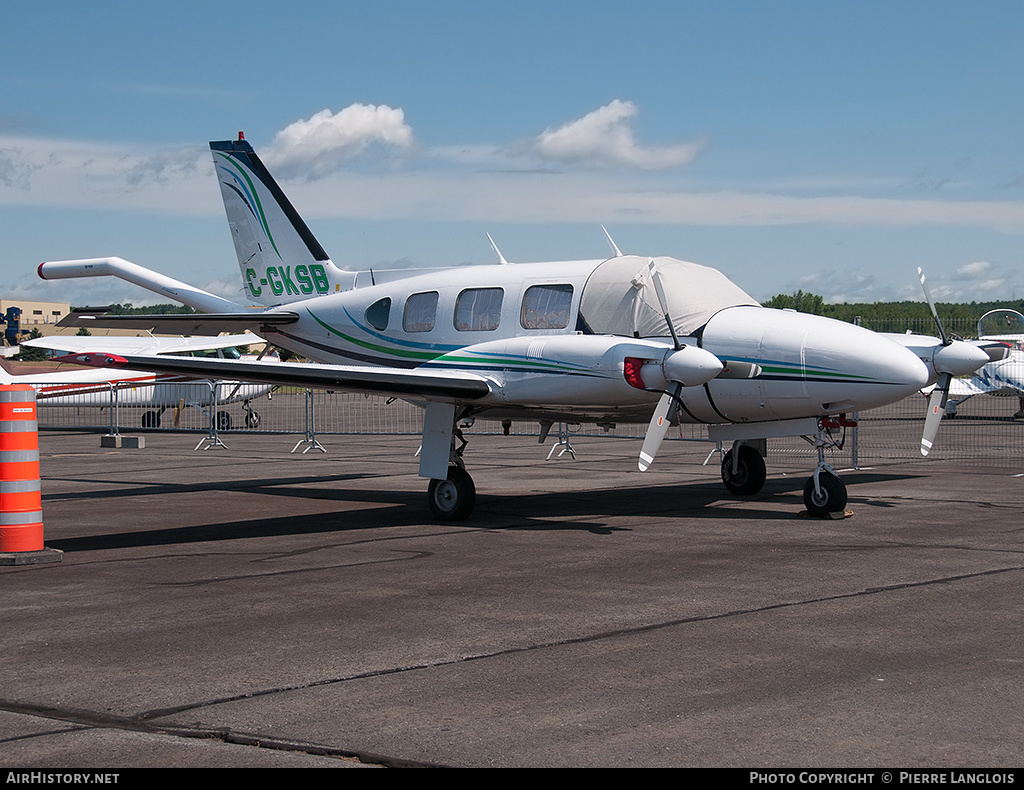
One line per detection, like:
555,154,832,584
762,290,1024,324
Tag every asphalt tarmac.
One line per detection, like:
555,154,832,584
2,420,1022,768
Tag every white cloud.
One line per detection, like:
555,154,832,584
790,270,885,304
263,104,415,179
0,137,215,213
528,100,707,170
955,260,993,279
895,260,1015,303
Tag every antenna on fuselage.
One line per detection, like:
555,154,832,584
486,234,509,265
601,225,623,257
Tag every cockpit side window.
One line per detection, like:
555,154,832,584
454,288,504,332
403,291,438,333
365,297,391,331
521,284,573,330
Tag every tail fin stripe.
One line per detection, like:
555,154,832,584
215,153,282,260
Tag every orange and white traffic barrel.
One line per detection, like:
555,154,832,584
0,384,47,557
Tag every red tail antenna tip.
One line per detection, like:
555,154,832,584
238,131,245,141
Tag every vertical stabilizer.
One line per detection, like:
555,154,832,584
210,135,354,305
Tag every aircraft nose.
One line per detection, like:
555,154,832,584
887,340,931,392
905,349,932,390
803,317,930,409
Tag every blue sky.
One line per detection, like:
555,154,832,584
2,0,1022,308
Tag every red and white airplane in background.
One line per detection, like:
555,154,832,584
35,134,994,519
4,332,273,430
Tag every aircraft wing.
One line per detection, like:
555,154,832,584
56,352,493,401
922,375,1020,402
23,332,266,356
57,310,297,335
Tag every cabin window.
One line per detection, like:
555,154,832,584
455,288,504,332
521,284,573,330
403,291,438,333
365,297,391,331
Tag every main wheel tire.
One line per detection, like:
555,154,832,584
721,445,767,496
427,466,476,521
803,472,847,517
141,410,160,428
215,410,232,431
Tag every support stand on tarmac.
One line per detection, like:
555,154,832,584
542,421,577,460
195,381,228,451
291,389,326,454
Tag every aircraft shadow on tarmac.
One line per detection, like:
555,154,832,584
41,470,924,554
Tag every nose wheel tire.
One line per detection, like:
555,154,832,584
428,466,476,521
721,445,767,496
803,472,847,517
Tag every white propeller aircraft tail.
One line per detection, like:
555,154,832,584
211,135,356,304
35,133,990,520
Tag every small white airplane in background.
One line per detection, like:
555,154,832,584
935,309,1024,419
36,134,993,519
5,332,274,429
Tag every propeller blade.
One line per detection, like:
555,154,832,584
921,372,951,456
648,260,681,350
918,267,949,345
639,385,679,471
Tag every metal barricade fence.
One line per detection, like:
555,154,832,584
28,369,1024,470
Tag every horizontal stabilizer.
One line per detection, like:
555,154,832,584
57,310,298,336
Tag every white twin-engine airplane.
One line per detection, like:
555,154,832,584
39,134,993,520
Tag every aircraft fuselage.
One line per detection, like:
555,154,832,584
258,257,929,426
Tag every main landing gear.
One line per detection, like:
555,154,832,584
721,443,767,496
428,464,476,521
425,419,476,521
